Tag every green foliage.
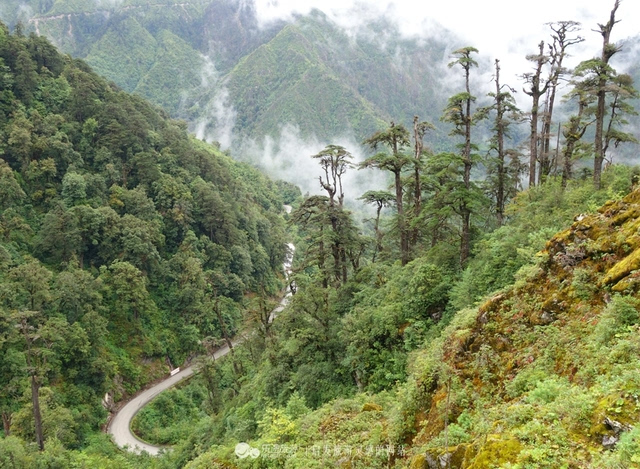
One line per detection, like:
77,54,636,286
450,168,635,309
593,295,640,345
0,23,288,461
276,180,302,205
85,17,158,93
132,384,208,445
61,171,86,206
12,387,78,448
0,8,639,468
133,29,205,114
177,153,639,469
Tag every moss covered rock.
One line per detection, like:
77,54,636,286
465,436,522,468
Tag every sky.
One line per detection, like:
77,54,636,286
253,0,640,49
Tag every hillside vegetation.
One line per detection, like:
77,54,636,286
1,4,640,469
0,22,293,465
130,168,638,469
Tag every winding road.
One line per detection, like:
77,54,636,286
107,242,295,455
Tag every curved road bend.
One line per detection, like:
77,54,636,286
108,243,295,455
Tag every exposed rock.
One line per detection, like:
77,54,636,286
604,416,632,435
101,392,113,411
602,434,618,449
539,310,555,324
602,248,640,286
601,416,633,449
424,453,439,469
438,452,451,468
424,452,452,469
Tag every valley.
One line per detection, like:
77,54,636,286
1,1,639,468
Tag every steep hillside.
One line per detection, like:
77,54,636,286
211,13,450,144
158,176,640,469
0,23,289,462
401,186,640,467
218,20,388,142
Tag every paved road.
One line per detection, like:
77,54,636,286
107,243,295,455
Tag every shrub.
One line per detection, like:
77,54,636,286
594,295,640,344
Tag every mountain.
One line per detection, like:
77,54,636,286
2,15,640,468
207,13,451,145
3,0,455,152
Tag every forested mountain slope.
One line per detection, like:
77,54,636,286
1,14,640,468
1,0,452,149
197,12,449,146
0,22,291,459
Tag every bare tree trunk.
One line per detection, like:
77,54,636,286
411,116,424,247
494,60,506,226
2,411,11,436
31,376,44,451
214,298,240,376
529,103,540,187
594,0,621,189
540,21,584,182
373,204,383,262
526,41,547,188
460,209,471,267
461,58,473,266
318,226,327,289
553,122,561,174
395,170,408,266
562,102,588,188
22,318,45,451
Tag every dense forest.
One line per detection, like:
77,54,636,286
2,0,640,468
0,20,298,466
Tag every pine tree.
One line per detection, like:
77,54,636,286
441,46,480,266
360,122,412,265
482,59,521,225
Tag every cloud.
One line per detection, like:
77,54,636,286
16,4,34,22
191,55,238,150
252,0,640,97
93,0,125,7
193,87,237,150
235,124,390,211
193,0,640,197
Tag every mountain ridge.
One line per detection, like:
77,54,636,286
3,0,454,152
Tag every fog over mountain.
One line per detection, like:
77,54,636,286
252,0,640,85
